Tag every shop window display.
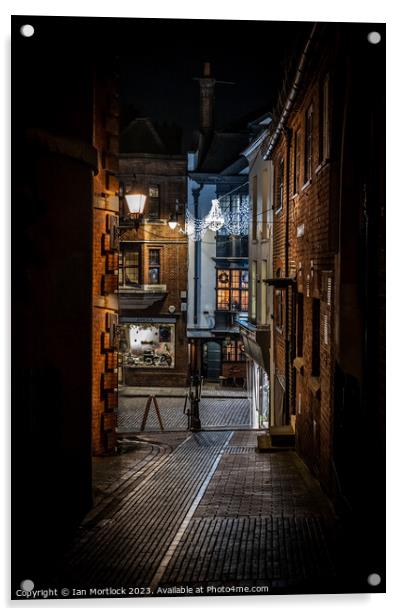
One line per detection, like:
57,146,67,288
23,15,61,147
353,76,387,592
120,323,175,368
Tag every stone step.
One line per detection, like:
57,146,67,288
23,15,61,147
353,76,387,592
257,426,295,451
270,426,295,447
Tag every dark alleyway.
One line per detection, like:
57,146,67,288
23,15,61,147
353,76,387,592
47,425,367,596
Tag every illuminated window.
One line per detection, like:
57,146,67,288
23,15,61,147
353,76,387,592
223,340,246,362
216,269,248,312
122,323,175,369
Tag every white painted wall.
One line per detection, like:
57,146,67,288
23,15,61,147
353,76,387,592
187,178,218,333
245,142,275,426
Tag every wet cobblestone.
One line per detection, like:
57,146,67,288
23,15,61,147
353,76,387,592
117,397,251,432
48,428,358,595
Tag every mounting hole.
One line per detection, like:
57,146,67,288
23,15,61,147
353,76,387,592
367,31,381,45
20,24,35,38
20,579,34,591
367,573,381,586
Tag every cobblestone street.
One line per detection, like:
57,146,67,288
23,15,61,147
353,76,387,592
49,426,366,596
117,395,251,432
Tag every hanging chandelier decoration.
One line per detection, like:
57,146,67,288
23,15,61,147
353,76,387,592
182,190,249,240
204,199,225,232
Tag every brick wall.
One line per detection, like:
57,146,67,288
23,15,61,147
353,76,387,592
119,154,189,387
92,65,120,455
271,41,337,491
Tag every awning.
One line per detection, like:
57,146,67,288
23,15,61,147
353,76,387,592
264,277,296,288
239,321,271,374
120,316,176,324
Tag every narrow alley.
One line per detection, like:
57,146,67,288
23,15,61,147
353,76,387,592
48,392,364,596
12,15,385,601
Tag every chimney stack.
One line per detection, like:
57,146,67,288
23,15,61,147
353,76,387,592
199,61,215,133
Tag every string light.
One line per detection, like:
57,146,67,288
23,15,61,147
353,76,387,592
183,192,249,240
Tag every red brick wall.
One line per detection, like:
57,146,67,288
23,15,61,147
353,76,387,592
119,154,189,387
92,66,120,455
271,53,336,492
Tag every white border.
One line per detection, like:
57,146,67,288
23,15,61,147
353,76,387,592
1,1,400,614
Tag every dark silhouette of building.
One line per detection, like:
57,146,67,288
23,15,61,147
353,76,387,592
12,16,120,588
266,22,385,581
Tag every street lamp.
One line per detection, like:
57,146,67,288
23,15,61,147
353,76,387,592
125,192,147,217
168,199,180,230
119,179,147,229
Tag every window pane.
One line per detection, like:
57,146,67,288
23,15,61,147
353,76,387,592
217,270,230,288
126,252,139,266
231,290,240,310
231,270,240,289
217,289,230,310
149,268,159,284
126,267,139,284
149,185,159,198
149,250,160,265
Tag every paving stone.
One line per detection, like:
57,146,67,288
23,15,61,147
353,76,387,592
47,428,363,596
117,397,251,432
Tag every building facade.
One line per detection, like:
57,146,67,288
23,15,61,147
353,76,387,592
92,63,120,455
118,119,188,387
264,21,385,567
187,64,250,384
239,115,275,428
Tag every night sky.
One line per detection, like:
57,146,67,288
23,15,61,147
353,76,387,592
118,19,312,148
12,16,311,150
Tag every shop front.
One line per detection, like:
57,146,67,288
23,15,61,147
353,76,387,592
118,317,187,386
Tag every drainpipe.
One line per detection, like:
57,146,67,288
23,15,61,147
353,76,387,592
284,127,292,424
263,23,318,161
192,186,202,376
192,186,201,326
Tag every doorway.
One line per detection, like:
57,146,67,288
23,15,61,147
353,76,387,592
203,341,222,381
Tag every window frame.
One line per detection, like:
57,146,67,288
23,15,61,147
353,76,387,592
304,105,313,183
147,184,161,220
148,248,161,284
251,175,258,240
223,340,246,362
293,130,301,195
275,288,284,332
277,158,284,211
319,74,330,163
119,245,142,287
216,268,248,312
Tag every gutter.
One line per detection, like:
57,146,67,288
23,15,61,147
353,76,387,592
263,23,318,160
